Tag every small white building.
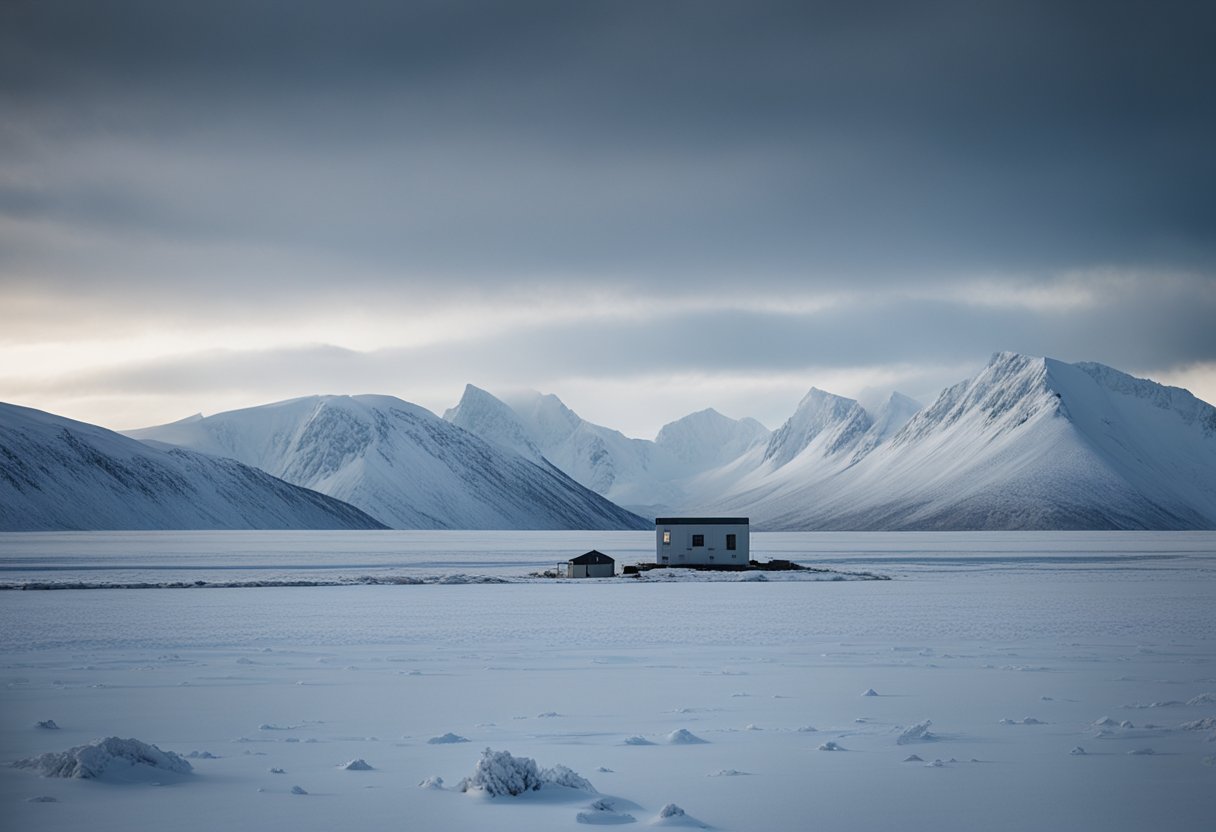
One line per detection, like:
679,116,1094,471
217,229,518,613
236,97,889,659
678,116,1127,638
567,550,615,578
655,517,750,567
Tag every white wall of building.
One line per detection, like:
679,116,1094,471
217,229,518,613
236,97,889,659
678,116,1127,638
655,518,750,566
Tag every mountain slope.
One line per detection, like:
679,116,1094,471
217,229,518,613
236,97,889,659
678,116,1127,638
129,395,647,530
0,402,386,531
713,353,1216,530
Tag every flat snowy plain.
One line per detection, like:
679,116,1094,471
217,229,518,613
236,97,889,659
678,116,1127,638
2,531,1215,831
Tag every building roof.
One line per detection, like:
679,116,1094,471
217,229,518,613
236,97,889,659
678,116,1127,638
654,517,749,525
569,550,614,564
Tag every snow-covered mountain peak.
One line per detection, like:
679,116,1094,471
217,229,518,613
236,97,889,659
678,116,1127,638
654,408,770,471
443,384,545,461
763,387,872,468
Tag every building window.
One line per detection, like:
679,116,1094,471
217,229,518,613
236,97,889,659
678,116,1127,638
726,534,737,550
662,530,671,545
692,534,704,547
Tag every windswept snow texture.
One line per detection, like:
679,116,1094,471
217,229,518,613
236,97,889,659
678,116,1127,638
707,353,1216,530
0,403,385,531
129,395,646,531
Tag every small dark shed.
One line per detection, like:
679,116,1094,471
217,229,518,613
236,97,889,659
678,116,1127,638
567,550,615,578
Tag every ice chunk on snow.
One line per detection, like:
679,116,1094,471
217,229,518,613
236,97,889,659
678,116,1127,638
1127,748,1155,755
35,720,59,730
186,750,217,759
665,729,707,745
818,741,843,751
797,725,817,733
862,688,879,697
342,759,373,770
1092,717,1118,727
541,764,597,792
577,798,636,825
418,776,445,789
896,720,934,744
269,767,285,774
1070,747,1086,755
290,785,308,795
623,736,655,746
14,737,192,780
660,804,686,817
458,748,543,797
1187,693,1216,705
653,803,708,827
902,754,924,762
1179,717,1216,731
27,796,58,803
427,732,469,744
708,769,751,776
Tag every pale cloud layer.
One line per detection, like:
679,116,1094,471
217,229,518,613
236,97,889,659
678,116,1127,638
1,2,1214,435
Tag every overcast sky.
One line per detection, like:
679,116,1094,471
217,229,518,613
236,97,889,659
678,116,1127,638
2,0,1214,437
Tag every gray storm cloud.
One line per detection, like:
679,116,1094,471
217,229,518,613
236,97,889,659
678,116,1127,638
1,1,1213,430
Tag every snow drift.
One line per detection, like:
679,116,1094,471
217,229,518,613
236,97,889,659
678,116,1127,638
13,737,193,780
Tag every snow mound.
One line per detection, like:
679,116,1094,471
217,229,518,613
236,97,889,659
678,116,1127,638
862,688,879,697
428,732,470,744
291,785,308,795
35,720,59,730
577,797,637,825
665,729,707,745
896,720,934,744
902,754,924,762
652,803,708,827
1093,717,1118,727
13,737,193,780
418,776,445,789
541,764,597,792
342,759,373,770
818,741,843,751
1179,717,1216,731
624,736,655,746
1070,747,1086,755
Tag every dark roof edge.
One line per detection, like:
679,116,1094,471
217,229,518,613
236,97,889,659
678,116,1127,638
654,517,750,525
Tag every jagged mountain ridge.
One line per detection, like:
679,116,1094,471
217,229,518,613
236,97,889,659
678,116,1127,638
713,353,1216,530
129,394,647,530
0,402,386,531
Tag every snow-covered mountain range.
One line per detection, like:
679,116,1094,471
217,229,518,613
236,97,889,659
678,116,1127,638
0,402,385,531
4,353,1212,531
127,394,647,530
446,354,1216,530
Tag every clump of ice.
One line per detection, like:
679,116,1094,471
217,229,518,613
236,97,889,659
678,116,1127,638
1092,717,1118,727
342,759,373,771
1000,717,1045,726
541,764,597,792
902,754,924,762
576,797,636,825
35,720,59,730
418,776,445,789
745,724,762,731
659,804,686,818
1070,747,1086,755
652,803,708,827
665,729,707,745
427,732,469,745
290,785,308,795
797,725,817,733
1119,720,1134,729
537,711,560,718
269,767,285,774
862,688,879,697
896,720,934,744
818,741,843,751
186,750,217,759
926,759,945,768
623,736,654,746
708,769,751,776
1179,717,1216,731
457,748,544,797
1187,693,1216,705
1127,748,1155,756
13,737,193,780
597,766,614,773
27,796,58,803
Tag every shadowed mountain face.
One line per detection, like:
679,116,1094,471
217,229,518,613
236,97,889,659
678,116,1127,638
0,402,386,531
129,394,647,530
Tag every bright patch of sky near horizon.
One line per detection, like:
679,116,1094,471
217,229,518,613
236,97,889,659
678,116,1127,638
1,2,1214,436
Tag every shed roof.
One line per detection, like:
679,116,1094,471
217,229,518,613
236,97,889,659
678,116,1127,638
655,517,749,525
569,550,614,564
